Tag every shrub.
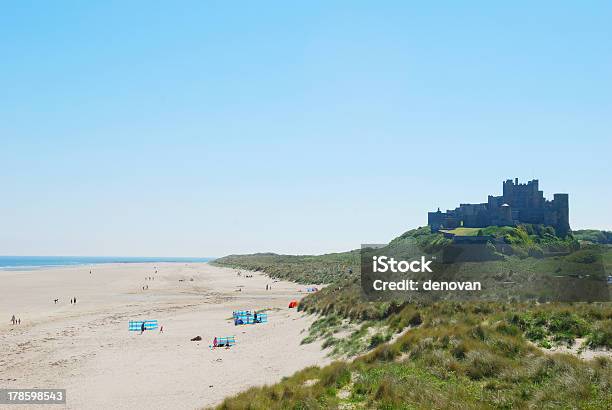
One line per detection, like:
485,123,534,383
565,249,602,264
525,327,546,341
465,350,504,379
495,322,520,336
471,325,488,341
319,362,351,388
371,344,399,362
586,320,612,349
369,333,388,349
527,245,544,258
538,340,552,349
451,341,469,359
408,312,423,327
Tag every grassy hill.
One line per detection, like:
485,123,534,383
214,225,604,287
213,225,611,409
440,227,482,236
212,251,359,284
217,301,611,409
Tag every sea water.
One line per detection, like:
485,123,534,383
0,256,213,270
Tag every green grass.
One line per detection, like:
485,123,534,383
212,251,359,284
440,227,482,236
216,302,612,409
213,226,601,286
212,225,611,409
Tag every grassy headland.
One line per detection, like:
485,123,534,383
213,226,611,409
212,251,359,284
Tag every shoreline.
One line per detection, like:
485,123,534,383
0,257,215,272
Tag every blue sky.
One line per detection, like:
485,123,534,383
1,1,610,256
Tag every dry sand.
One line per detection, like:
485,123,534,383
0,263,330,409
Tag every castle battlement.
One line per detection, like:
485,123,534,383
428,179,570,235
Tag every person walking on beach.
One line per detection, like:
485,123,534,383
18,318,20,324
11,315,16,325
73,297,77,304
140,321,146,335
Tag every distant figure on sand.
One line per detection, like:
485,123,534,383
54,298,58,304
70,298,72,304
73,297,77,304
159,326,163,333
140,322,146,334
18,318,21,324
11,315,16,325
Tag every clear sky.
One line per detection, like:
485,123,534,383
1,1,610,257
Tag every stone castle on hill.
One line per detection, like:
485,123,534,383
428,178,570,235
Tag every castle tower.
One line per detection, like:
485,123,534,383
499,203,513,225
553,193,570,235
502,179,514,200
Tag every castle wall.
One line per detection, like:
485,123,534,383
428,179,570,234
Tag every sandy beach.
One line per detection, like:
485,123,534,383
0,263,330,409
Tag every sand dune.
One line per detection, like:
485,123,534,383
0,263,329,409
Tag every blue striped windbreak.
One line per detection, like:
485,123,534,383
232,310,251,318
215,336,236,346
234,313,268,325
129,320,158,331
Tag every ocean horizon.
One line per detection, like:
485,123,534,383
0,256,214,270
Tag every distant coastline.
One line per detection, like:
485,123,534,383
0,256,213,271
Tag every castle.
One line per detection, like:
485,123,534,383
428,179,570,235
